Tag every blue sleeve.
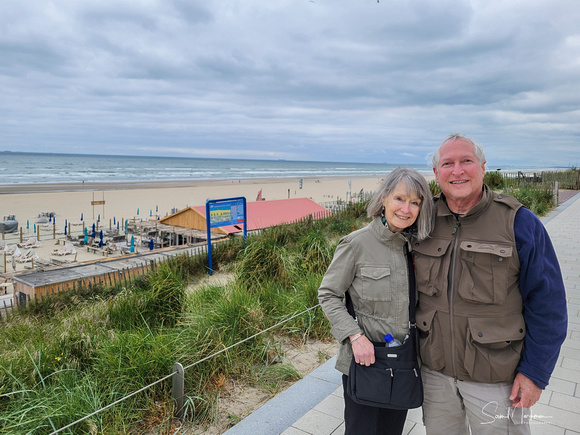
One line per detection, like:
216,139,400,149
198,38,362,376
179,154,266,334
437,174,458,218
515,207,568,389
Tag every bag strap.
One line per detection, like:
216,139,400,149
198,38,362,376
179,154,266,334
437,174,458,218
404,242,417,326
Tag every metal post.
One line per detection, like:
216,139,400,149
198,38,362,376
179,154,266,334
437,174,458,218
172,362,185,419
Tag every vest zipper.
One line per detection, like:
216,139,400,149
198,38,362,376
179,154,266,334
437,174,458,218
449,215,461,379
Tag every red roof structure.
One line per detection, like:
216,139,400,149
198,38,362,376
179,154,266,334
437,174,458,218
160,198,330,235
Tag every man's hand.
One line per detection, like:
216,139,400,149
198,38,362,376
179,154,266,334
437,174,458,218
509,373,542,408
350,334,375,366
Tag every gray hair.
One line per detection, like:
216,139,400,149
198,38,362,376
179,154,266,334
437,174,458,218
367,167,434,240
432,133,486,169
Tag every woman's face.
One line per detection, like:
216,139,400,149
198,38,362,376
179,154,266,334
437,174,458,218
381,182,422,233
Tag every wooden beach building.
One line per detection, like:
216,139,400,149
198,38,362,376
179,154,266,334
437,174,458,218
160,198,331,235
12,245,206,305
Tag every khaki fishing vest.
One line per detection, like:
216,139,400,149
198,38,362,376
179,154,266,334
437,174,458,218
413,186,525,383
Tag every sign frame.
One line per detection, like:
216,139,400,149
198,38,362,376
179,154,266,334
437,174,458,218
205,197,247,275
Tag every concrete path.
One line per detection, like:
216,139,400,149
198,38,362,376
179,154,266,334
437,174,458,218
225,192,580,435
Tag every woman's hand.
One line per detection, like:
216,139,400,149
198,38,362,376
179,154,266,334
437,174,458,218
350,333,375,366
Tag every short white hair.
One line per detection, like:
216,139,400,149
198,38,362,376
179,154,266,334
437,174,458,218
432,133,486,168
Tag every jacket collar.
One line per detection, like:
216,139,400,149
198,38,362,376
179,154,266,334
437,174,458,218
435,184,492,219
370,216,412,244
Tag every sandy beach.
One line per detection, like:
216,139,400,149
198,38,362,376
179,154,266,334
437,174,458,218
0,176,405,230
0,175,434,276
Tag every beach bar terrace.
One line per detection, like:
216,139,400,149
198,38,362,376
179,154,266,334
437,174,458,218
12,245,206,306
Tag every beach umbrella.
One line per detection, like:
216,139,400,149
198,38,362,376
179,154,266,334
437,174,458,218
34,224,36,233
150,210,152,217
84,227,88,244
99,230,103,247
117,221,119,230
137,208,139,216
91,223,96,238
156,205,158,212
26,220,29,229
124,221,127,235
81,213,83,221
64,219,68,235
98,214,100,222
113,217,116,225
130,235,135,253
149,238,154,250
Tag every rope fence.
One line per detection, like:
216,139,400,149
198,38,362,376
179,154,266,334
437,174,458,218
49,304,322,434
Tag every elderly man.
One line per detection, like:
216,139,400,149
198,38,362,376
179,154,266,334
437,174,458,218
413,133,567,434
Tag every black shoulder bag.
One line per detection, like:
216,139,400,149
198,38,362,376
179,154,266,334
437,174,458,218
345,245,423,410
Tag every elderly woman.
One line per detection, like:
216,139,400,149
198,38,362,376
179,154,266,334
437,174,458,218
318,167,434,435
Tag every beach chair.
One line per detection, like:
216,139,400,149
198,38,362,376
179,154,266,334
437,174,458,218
18,237,41,248
15,248,39,263
4,244,20,256
52,243,76,256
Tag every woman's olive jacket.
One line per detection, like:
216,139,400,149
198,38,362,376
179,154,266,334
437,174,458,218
318,217,413,375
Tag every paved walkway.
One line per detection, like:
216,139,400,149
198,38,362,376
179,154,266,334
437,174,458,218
225,192,580,435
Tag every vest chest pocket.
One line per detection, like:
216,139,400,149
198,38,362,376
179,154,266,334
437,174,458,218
413,239,451,297
458,241,513,305
360,266,393,301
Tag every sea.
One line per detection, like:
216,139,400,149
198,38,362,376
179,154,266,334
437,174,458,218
0,151,563,185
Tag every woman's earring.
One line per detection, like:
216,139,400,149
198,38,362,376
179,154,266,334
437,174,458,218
381,207,387,226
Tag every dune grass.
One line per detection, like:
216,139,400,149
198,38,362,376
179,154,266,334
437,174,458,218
0,202,369,434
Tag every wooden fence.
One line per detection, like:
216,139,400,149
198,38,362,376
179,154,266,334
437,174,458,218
500,170,580,189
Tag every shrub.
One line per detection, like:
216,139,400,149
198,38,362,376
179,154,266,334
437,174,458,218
429,180,441,196
504,186,554,216
484,171,505,189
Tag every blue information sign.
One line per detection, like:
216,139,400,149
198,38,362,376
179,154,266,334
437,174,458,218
205,197,247,275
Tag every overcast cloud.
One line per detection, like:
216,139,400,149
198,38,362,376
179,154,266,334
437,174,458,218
1,0,579,167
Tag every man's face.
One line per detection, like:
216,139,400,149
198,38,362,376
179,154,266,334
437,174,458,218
434,139,486,208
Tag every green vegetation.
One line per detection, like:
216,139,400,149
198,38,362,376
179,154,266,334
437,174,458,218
0,202,370,434
429,180,441,196
495,168,579,216
483,171,504,189
504,185,554,216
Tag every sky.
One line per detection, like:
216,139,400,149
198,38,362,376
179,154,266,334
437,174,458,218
1,0,579,167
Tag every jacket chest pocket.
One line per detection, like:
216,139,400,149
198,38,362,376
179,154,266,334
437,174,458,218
458,241,512,305
360,266,393,301
413,239,451,297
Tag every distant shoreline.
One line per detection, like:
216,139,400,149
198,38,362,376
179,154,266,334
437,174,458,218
0,175,394,195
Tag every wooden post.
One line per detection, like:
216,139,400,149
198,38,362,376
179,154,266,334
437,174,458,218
172,362,185,419
554,181,559,208
20,227,23,244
